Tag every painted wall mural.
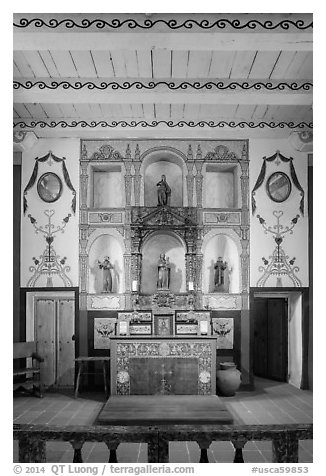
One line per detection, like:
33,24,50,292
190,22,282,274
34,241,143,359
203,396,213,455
26,210,73,287
21,139,80,287
249,140,308,288
94,318,116,349
212,317,234,349
23,151,76,287
255,211,302,287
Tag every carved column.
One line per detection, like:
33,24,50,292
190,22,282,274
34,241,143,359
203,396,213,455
131,253,142,288
79,225,89,311
195,253,204,308
79,161,89,224
130,226,143,293
185,253,195,291
194,160,204,208
80,160,89,207
240,160,250,226
124,161,133,206
79,254,88,293
124,254,132,292
186,160,195,207
133,160,142,206
240,227,250,297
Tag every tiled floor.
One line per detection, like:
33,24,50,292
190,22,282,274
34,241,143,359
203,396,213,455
13,378,313,463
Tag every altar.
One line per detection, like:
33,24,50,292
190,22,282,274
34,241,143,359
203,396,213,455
110,336,216,396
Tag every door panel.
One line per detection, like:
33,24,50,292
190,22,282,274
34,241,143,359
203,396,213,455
57,299,75,386
253,297,288,382
267,299,287,381
35,298,56,386
253,300,268,377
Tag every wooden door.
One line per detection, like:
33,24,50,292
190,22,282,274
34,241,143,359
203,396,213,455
35,295,75,388
253,297,288,381
35,298,56,387
56,299,75,386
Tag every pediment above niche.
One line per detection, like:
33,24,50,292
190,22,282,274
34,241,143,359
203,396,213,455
89,144,124,161
204,144,240,161
131,206,197,227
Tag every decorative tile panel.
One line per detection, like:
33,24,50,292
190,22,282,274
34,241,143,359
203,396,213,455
204,293,241,310
88,211,123,224
204,211,241,225
87,294,123,310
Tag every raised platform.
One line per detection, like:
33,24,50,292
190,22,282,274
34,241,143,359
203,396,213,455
96,395,233,426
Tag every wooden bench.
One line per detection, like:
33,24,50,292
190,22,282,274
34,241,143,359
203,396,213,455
13,342,44,398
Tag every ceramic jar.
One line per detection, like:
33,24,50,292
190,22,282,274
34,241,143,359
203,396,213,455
216,362,241,396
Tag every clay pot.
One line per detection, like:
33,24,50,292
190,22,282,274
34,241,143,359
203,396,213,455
216,362,241,396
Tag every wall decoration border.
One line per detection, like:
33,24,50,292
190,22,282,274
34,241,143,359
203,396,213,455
13,80,313,92
14,120,313,130
13,17,313,31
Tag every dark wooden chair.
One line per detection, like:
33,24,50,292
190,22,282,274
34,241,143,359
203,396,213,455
13,342,44,398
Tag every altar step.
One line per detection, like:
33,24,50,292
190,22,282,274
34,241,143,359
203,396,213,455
95,395,233,426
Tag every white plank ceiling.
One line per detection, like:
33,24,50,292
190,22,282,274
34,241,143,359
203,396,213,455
13,13,313,139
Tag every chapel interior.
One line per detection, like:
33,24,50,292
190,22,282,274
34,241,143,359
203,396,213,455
13,12,313,464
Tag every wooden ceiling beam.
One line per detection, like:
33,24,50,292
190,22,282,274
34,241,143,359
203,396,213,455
13,78,312,106
13,31,312,52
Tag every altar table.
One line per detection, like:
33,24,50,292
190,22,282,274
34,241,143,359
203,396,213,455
110,336,217,396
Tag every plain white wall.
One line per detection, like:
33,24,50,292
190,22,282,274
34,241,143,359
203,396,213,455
93,170,123,208
204,171,235,208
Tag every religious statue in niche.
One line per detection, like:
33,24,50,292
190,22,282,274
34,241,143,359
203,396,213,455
97,256,114,293
157,253,171,290
214,257,229,293
156,175,171,206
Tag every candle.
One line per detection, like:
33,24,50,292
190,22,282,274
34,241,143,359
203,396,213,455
132,280,138,292
200,320,208,335
188,281,194,291
119,321,128,336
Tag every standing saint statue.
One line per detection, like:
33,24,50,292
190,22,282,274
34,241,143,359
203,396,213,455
156,175,171,206
97,256,114,293
214,257,228,292
157,253,171,290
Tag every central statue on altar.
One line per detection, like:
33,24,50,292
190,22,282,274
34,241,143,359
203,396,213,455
156,175,171,206
157,253,171,290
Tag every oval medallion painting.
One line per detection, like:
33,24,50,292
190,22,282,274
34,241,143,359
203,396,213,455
37,172,63,203
266,172,292,203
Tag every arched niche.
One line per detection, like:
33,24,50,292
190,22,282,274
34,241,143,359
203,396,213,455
202,230,241,294
140,148,187,207
141,231,186,294
88,233,124,294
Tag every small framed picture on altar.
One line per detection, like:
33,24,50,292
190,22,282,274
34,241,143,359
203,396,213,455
154,314,174,336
